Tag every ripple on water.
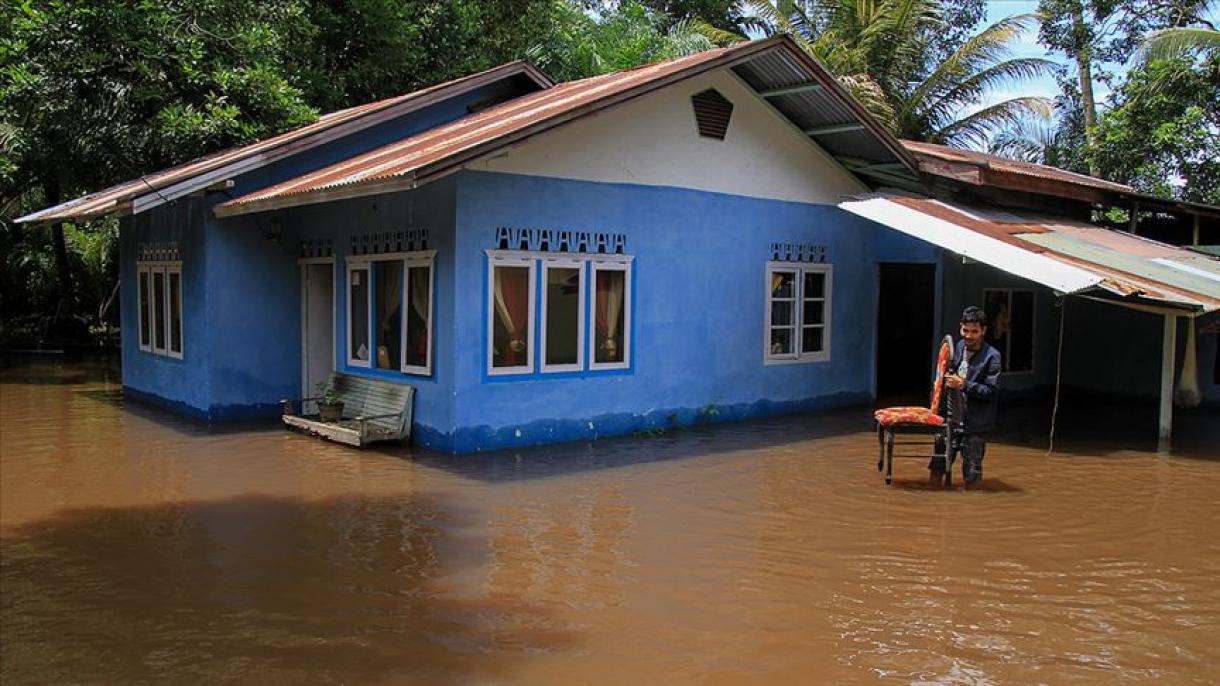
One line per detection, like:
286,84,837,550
2,356,1220,684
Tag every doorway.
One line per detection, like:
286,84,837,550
876,263,936,405
301,261,335,396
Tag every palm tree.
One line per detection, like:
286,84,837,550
1139,26,1220,61
747,0,1055,147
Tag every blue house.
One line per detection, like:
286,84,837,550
21,35,1220,452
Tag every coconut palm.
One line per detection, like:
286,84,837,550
1139,26,1220,61
748,0,1055,146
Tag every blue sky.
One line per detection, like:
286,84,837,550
981,0,1220,111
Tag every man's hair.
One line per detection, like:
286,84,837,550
961,306,988,326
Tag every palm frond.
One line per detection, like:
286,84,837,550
913,57,1055,127
904,13,1036,120
1139,26,1220,61
934,96,1052,148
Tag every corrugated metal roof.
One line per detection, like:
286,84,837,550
217,35,916,217
903,140,1135,194
841,193,1220,313
16,61,553,224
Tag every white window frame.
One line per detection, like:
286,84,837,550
347,250,436,375
346,260,373,368
540,257,586,373
136,260,184,359
764,261,832,365
487,253,537,376
589,259,632,371
401,254,435,376
165,263,184,359
982,287,1035,375
137,264,152,353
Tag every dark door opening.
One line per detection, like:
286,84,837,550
876,263,936,406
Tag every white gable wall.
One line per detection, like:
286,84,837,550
468,69,867,205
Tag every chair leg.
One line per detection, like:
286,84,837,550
876,424,885,471
943,429,955,488
885,430,895,485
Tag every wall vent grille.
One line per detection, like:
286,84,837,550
691,89,733,140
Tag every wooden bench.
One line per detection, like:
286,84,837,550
281,374,415,447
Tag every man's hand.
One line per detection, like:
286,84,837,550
944,373,965,390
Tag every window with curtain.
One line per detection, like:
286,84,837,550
765,262,831,363
404,263,432,373
543,261,584,371
591,264,629,369
374,261,403,370
348,266,370,365
490,259,534,373
348,253,434,375
983,289,1034,373
136,261,184,359
487,252,632,376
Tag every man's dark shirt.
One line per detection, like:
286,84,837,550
944,339,1002,433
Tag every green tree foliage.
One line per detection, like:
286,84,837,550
527,1,718,80
298,0,564,112
749,0,1054,146
1090,55,1220,204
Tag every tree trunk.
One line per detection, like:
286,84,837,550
1069,2,1100,176
45,179,74,314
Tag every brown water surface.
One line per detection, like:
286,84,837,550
2,356,1219,684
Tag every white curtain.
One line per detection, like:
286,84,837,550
1176,317,1201,408
603,270,623,341
494,268,516,335
410,266,429,323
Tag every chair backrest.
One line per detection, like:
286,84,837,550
929,335,954,412
333,374,415,435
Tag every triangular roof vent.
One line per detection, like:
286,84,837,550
691,88,733,140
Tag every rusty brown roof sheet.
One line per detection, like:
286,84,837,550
217,35,914,217
16,61,553,224
902,139,1135,194
890,196,1220,312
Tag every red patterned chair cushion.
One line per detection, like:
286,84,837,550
873,406,945,427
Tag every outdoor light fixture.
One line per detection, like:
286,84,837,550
267,219,282,243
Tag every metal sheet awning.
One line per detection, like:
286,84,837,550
840,193,1220,313
839,195,1102,294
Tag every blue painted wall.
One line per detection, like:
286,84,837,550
446,170,892,452
120,197,211,418
207,178,461,437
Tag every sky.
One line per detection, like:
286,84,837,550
980,0,1220,112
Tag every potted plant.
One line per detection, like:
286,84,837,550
316,375,344,422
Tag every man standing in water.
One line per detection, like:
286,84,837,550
931,306,1002,486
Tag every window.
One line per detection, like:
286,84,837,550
983,289,1034,373
348,265,371,366
347,251,434,375
136,261,184,359
542,259,584,372
489,256,536,375
765,262,831,363
590,262,630,370
487,251,632,376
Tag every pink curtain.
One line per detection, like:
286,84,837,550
495,267,529,365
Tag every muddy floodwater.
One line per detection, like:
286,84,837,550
2,356,1219,684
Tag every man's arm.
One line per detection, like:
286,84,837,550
964,351,1001,399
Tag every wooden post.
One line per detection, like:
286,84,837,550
1192,214,1200,246
1129,201,1140,234
1159,314,1177,451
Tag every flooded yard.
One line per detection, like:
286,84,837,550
2,355,1219,684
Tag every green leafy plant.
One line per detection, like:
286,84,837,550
315,375,341,405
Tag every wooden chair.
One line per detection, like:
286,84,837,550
874,335,955,486
281,374,415,447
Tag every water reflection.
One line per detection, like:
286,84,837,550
2,355,1219,684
